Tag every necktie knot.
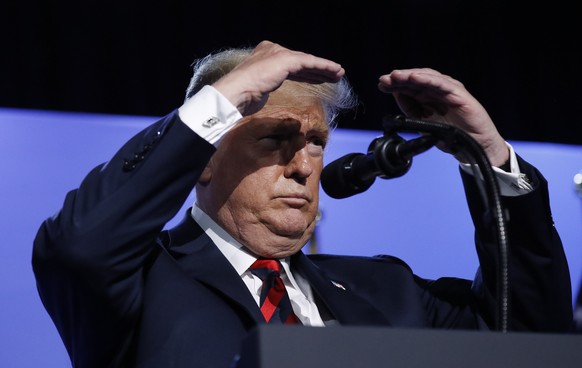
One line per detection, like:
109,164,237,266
249,258,300,325
250,258,281,274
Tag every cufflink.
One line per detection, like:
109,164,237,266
202,117,220,128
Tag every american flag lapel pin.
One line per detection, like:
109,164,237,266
330,280,346,290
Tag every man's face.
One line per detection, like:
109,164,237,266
197,84,328,258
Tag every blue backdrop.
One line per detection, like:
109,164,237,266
2,108,581,367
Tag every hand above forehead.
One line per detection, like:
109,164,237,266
213,40,345,117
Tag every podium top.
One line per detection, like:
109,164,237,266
237,325,582,368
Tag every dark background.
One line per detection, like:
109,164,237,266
3,1,582,145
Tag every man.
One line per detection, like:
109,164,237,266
32,41,573,368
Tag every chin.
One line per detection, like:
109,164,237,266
273,219,312,238
274,212,313,232
259,242,306,259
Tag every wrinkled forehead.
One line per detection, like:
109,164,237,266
256,81,329,132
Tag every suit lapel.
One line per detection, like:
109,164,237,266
162,210,392,326
161,211,264,323
292,252,392,326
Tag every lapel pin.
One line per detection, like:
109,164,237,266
330,280,346,290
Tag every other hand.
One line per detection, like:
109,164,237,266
378,68,509,166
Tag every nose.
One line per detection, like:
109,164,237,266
284,146,314,182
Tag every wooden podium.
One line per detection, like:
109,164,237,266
236,325,582,367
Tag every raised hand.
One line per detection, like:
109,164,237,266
378,68,509,166
213,40,345,116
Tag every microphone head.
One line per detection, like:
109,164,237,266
320,153,376,199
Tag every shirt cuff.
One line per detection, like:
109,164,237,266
460,142,533,197
177,85,243,146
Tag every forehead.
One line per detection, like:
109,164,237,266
252,82,329,132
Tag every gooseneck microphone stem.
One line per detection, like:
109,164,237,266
320,130,439,199
383,115,510,333
372,134,440,179
321,115,510,331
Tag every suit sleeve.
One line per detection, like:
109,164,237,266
32,110,216,367
461,155,574,332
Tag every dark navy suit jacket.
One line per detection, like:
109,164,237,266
32,111,573,368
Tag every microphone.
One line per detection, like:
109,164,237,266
321,133,437,199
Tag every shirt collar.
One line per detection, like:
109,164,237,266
190,204,256,276
190,204,292,275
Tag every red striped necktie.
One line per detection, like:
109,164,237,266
249,259,301,324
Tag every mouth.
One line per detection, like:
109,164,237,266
277,194,310,208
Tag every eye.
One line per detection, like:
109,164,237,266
306,136,326,157
259,133,291,149
307,132,328,149
309,136,327,148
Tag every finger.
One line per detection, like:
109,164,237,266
286,54,345,80
393,93,448,118
287,67,345,84
378,69,460,95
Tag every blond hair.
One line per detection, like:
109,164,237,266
184,47,358,128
